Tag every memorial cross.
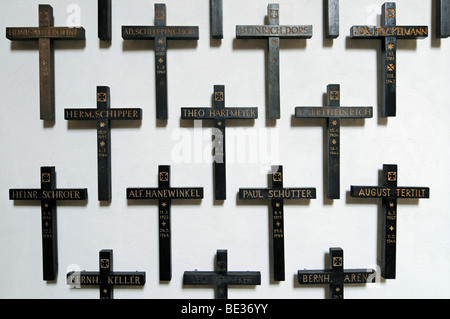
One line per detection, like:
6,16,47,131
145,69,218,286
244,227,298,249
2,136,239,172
98,0,112,41
437,0,450,38
122,3,199,120
350,164,430,279
67,249,146,299
236,4,313,119
211,0,223,39
6,5,85,121
238,165,316,281
181,85,258,200
126,165,203,281
297,247,376,299
294,84,373,200
183,249,261,299
326,0,339,38
65,86,142,202
350,2,428,117
9,167,88,281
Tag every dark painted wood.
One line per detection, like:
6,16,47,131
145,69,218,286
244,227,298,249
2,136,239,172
238,166,316,281
350,164,430,279
9,167,88,281
6,5,85,121
211,0,223,39
98,0,112,40
326,0,339,38
437,0,450,38
127,165,203,281
295,84,373,199
67,249,146,299
183,249,261,299
65,86,142,202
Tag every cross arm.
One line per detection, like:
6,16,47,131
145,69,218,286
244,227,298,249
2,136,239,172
67,271,146,286
127,188,204,200
64,108,142,120
122,26,199,40
183,271,261,286
236,25,313,39
239,188,316,200
351,186,429,198
298,269,375,285
6,27,85,40
181,107,258,120
295,107,373,118
350,26,428,39
9,188,88,200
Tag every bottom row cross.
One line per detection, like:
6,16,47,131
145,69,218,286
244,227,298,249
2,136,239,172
66,248,375,299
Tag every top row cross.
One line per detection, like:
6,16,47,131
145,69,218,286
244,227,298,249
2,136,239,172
6,2,446,121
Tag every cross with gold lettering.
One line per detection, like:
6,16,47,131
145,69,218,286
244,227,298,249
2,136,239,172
294,84,373,199
181,85,258,200
122,3,199,119
350,164,430,279
350,2,428,117
236,4,313,119
9,167,88,281
65,86,142,202
126,165,203,281
238,166,316,281
6,5,85,121
298,248,376,299
183,249,261,299
67,249,146,299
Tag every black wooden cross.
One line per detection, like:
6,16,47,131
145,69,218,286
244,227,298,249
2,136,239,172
98,0,112,41
326,0,339,38
122,3,199,120
350,2,428,117
181,85,258,200
350,164,430,279
9,167,88,281
65,86,142,202
295,84,373,200
6,5,85,121
298,247,376,299
211,0,223,39
236,4,313,119
183,249,261,299
239,165,316,282
67,249,146,299
437,0,450,38
127,165,203,281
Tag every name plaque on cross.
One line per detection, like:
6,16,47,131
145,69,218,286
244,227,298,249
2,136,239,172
350,164,430,279
9,167,88,281
65,86,142,202
236,4,313,119
239,165,316,282
183,249,261,299
6,5,85,121
350,2,428,117
298,248,376,299
67,249,146,299
127,165,203,281
122,3,199,120
181,85,258,200
295,84,373,199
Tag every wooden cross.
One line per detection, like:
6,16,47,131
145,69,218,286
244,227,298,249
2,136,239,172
437,0,450,38
64,86,142,202
239,165,316,281
350,2,428,117
127,165,203,281
326,0,339,38
183,249,261,299
6,5,85,121
350,164,430,279
295,84,373,199
181,85,258,200
236,4,313,119
98,0,112,41
298,247,376,299
122,3,199,120
9,167,88,281
67,249,146,299
211,0,223,39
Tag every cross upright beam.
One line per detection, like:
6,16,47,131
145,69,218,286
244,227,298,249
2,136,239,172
9,167,88,281
211,0,223,39
183,249,261,299
350,164,430,279
181,85,258,200
236,4,313,119
127,165,203,281
98,0,112,40
350,2,428,117
298,248,376,299
295,84,373,199
437,0,450,38
122,3,199,120
67,249,146,299
65,86,142,202
239,165,316,281
6,5,85,121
